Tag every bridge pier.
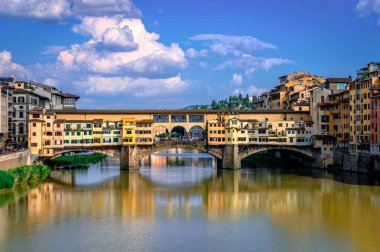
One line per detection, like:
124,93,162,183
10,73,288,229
221,144,241,169
120,146,140,170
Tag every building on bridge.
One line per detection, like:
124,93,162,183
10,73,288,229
28,109,334,169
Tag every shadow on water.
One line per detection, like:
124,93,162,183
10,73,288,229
242,154,380,186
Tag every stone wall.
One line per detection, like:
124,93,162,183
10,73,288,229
0,151,31,171
333,150,378,172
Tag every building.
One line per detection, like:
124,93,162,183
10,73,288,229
29,109,312,157
324,78,351,92
370,73,380,155
12,80,80,145
349,63,380,153
0,83,8,146
267,71,325,110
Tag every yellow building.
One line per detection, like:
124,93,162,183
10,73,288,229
327,89,350,149
122,118,136,145
269,71,325,110
349,63,376,152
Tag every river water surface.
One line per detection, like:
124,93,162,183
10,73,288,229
1,149,380,252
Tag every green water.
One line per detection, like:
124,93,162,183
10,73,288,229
1,149,380,252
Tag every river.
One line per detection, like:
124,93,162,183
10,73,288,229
1,149,380,251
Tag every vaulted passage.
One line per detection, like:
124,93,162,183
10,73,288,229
171,126,186,138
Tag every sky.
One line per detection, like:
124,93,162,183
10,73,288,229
0,0,380,109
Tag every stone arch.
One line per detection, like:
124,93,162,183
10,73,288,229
188,125,205,140
171,125,186,138
153,125,170,138
239,146,318,160
50,148,118,159
136,142,223,161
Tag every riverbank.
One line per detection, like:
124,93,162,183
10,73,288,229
0,165,51,192
49,153,107,166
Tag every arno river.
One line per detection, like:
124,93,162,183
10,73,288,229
1,150,380,251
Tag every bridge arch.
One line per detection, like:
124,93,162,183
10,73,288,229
171,126,186,138
49,147,120,160
188,125,205,139
135,142,223,161
153,125,169,138
240,145,319,164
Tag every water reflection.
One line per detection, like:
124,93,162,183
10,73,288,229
50,157,120,187
1,150,380,251
139,149,216,188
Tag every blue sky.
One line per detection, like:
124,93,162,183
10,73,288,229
0,0,380,109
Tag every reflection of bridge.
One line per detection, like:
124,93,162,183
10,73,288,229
50,141,323,170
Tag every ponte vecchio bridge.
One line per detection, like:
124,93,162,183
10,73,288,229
28,109,327,169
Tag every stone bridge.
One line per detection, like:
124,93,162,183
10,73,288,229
48,141,323,170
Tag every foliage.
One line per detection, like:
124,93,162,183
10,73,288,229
50,153,107,165
8,165,51,186
156,133,169,138
0,165,51,192
0,170,15,190
211,94,259,110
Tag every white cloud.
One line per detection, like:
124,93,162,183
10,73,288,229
0,0,141,20
233,85,267,96
0,50,29,78
73,0,141,18
216,54,293,75
186,48,208,58
232,73,243,85
80,75,189,97
42,45,67,55
356,0,380,24
199,62,208,69
59,17,187,75
0,0,71,20
190,34,277,56
246,85,267,96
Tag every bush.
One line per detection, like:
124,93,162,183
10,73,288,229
50,153,106,165
0,170,15,190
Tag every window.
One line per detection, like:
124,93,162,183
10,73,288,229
19,112,24,118
321,115,330,123
32,114,40,119
113,138,119,143
65,132,69,136
153,115,169,123
189,115,204,123
32,123,36,127
31,98,38,105
77,132,80,136
31,143,37,147
32,132,36,136
77,124,81,130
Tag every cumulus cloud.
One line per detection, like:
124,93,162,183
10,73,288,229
356,0,380,24
80,75,189,96
0,0,141,20
0,50,29,78
58,17,187,76
216,54,294,75
232,73,243,85
190,34,277,56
